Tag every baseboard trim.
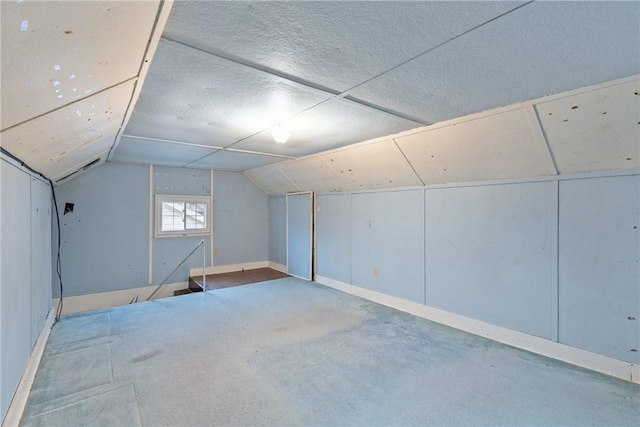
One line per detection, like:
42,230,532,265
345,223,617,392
315,275,637,384
267,261,287,274
190,261,269,277
2,309,55,427
52,281,188,315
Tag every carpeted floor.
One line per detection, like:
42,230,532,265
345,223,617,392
20,278,640,426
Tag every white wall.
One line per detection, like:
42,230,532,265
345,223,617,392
0,157,52,422
301,172,640,367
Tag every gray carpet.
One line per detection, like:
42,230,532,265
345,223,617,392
21,278,640,426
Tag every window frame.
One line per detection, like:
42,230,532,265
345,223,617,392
155,194,212,238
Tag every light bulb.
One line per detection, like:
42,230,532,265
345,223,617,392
272,124,291,144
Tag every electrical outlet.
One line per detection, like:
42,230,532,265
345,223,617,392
213,248,220,256
373,267,379,277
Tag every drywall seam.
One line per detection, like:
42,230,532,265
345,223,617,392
312,168,640,197
276,165,302,193
531,104,560,175
148,165,153,284
242,171,269,195
550,180,560,342
423,188,427,306
210,170,214,267
320,155,350,191
315,275,638,384
0,156,49,185
1,309,54,427
393,138,425,186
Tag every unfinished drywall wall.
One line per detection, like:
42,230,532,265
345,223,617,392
53,162,149,296
425,182,557,339
316,194,351,283
53,162,269,299
559,176,639,363
297,170,640,365
1,158,52,421
351,189,425,304
213,171,268,265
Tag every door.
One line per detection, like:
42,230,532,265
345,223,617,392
286,192,313,280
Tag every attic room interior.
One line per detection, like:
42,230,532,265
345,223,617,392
1,1,639,425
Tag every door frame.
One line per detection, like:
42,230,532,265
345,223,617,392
285,191,314,281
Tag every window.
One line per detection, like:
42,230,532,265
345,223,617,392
155,194,211,237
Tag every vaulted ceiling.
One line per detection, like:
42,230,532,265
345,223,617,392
1,1,639,185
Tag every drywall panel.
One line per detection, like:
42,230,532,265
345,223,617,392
1,161,32,419
316,194,351,284
111,136,218,167
30,178,51,347
152,166,212,284
213,171,268,265
425,182,556,339
536,79,640,173
244,165,299,195
0,1,160,129
351,190,424,304
287,193,313,280
278,157,347,193
559,176,640,362
54,163,149,296
268,196,286,266
320,140,422,191
1,80,135,173
395,108,556,184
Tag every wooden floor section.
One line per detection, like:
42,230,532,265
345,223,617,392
190,267,289,291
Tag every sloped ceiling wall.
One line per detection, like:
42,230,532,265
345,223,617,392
245,76,640,195
0,1,172,184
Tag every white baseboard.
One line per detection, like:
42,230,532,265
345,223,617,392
51,281,188,315
267,261,287,274
315,275,638,384
2,309,55,427
190,261,269,277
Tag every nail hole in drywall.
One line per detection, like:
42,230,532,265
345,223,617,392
571,106,579,109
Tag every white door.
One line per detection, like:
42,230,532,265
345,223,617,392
286,192,313,280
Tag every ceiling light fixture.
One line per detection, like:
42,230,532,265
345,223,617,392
272,123,291,144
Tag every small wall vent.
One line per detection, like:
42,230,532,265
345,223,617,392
55,157,102,184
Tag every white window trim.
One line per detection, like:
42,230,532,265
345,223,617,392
155,194,212,238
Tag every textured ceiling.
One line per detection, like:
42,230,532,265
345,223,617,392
2,1,639,183
116,0,640,172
